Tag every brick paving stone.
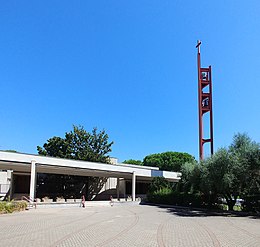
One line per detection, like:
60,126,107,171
0,204,259,246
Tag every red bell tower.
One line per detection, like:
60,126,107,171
196,40,214,160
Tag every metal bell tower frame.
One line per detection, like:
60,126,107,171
196,40,214,160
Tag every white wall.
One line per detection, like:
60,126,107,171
0,170,12,199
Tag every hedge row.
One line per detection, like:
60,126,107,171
147,189,260,213
147,189,204,208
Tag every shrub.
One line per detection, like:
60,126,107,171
0,201,28,214
147,188,174,205
147,189,205,207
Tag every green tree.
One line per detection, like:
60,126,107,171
37,125,114,163
37,136,69,158
178,160,200,193
122,159,143,166
36,125,114,200
148,177,170,193
229,133,260,197
200,133,260,211
143,151,195,172
3,150,17,153
200,148,238,210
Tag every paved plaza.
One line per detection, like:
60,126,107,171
0,203,259,247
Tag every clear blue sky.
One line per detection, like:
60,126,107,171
0,1,259,162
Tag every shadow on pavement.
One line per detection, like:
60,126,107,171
141,203,260,219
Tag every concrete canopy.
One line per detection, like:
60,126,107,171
0,151,181,201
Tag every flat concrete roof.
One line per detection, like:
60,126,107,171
0,151,181,182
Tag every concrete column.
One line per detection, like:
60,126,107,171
7,170,13,199
123,179,126,200
132,171,136,201
29,160,37,201
117,177,120,201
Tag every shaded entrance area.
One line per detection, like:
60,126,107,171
36,174,87,200
13,174,30,194
36,174,112,201
125,180,149,195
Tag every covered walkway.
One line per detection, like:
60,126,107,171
0,151,181,201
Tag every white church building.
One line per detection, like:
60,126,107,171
0,151,181,202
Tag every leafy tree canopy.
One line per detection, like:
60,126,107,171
122,159,143,166
37,125,114,163
148,177,170,193
200,133,260,210
229,133,260,196
178,160,200,193
143,151,195,172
